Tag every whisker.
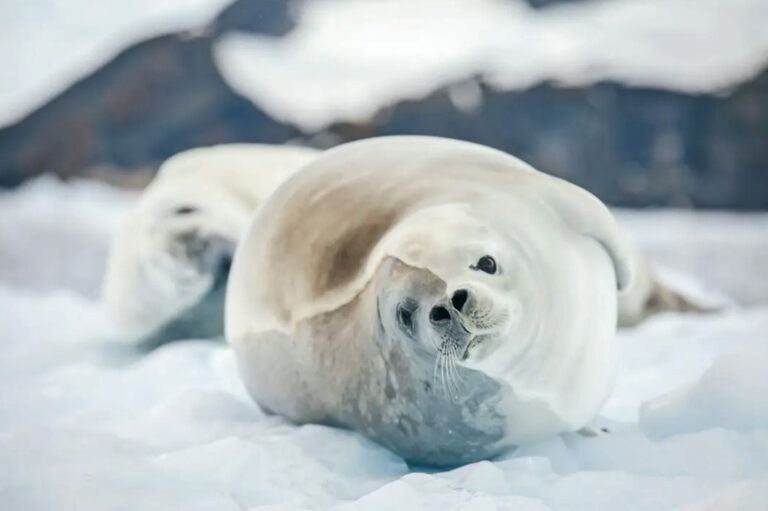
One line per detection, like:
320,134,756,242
449,345,460,398
454,343,467,384
432,338,472,400
436,347,445,397
451,346,464,396
446,347,457,397
441,352,451,398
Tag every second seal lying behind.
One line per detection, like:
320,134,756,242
103,143,319,346
226,136,643,466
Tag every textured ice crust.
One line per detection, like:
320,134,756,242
1,177,767,510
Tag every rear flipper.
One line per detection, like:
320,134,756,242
618,260,721,328
644,280,717,315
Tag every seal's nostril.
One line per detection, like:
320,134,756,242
451,289,468,312
429,305,451,323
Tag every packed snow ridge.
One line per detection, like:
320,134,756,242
1,177,767,510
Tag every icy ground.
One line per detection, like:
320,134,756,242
1,177,767,510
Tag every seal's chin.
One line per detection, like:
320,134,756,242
458,331,500,362
460,335,480,361
450,311,513,365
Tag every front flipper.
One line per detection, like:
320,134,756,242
136,231,236,350
137,252,232,350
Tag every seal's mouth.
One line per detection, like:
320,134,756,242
455,323,478,360
460,337,477,361
459,334,492,361
454,316,501,361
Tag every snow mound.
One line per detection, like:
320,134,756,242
1,176,767,510
214,0,768,130
0,0,234,128
0,176,137,298
640,346,768,439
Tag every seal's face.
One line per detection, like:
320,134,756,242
375,209,528,395
380,259,521,393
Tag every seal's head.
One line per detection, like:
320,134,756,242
371,188,625,404
375,207,524,394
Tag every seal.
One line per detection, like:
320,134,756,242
102,143,319,346
226,136,638,466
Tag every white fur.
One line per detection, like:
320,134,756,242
102,144,319,343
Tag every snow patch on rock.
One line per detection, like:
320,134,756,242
214,0,768,130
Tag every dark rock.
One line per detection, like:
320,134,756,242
323,73,768,209
0,0,298,187
211,0,295,36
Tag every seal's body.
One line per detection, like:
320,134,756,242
226,136,635,466
103,144,319,346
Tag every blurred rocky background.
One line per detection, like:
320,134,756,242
1,0,766,208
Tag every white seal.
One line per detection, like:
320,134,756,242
102,143,319,346
226,136,640,466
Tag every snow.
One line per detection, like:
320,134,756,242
1,176,767,510
640,346,768,438
5,0,767,133
214,0,768,131
0,177,137,298
0,0,234,128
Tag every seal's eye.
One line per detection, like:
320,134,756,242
471,255,497,274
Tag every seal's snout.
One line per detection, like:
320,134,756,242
429,297,472,337
429,305,451,324
451,289,469,312
430,289,474,327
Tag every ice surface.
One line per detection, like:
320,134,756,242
640,346,768,438
214,0,768,130
0,177,137,298
1,176,767,510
